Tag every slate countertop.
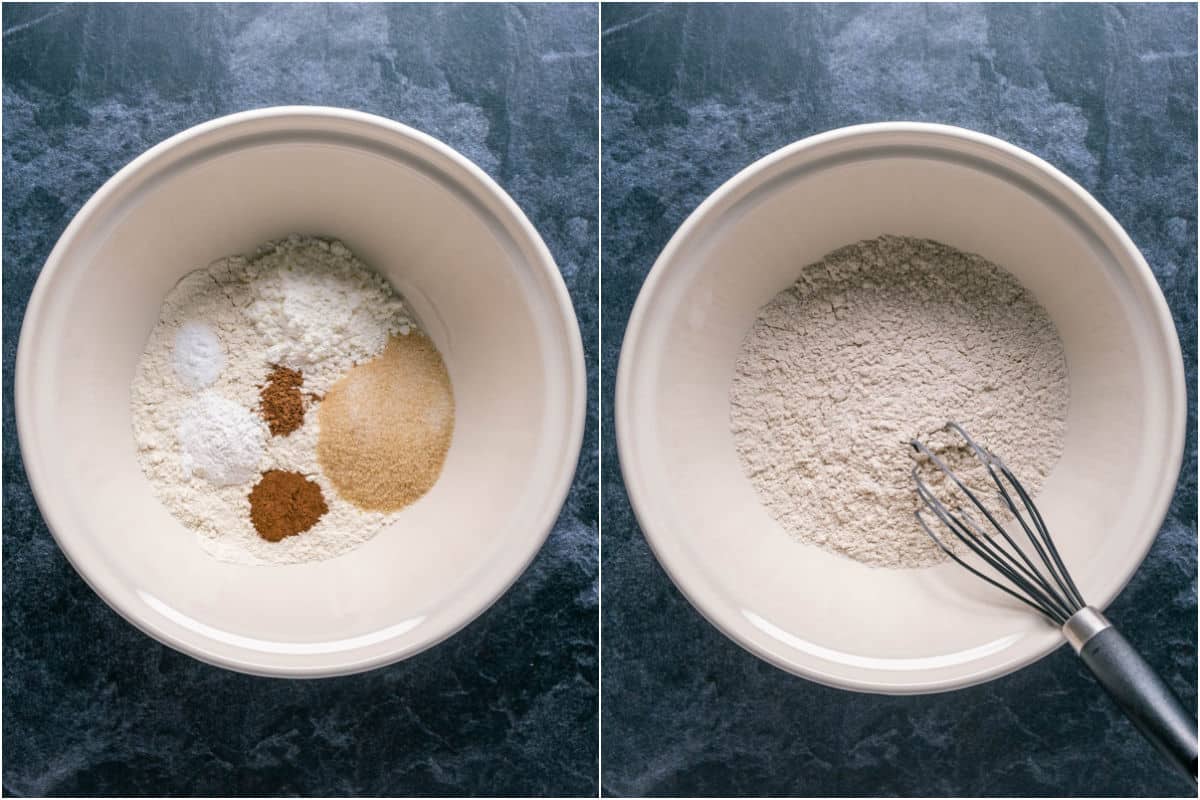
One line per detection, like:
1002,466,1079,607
2,4,597,796
601,4,1197,796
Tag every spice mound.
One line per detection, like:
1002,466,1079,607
260,365,307,437
730,235,1070,569
249,470,328,542
130,235,456,566
318,333,455,512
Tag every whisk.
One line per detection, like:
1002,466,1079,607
911,422,1197,781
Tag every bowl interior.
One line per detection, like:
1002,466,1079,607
18,111,582,675
619,127,1183,693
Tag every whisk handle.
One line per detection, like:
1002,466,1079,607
1070,611,1197,781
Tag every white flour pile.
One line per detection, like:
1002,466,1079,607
730,235,1070,568
131,235,419,565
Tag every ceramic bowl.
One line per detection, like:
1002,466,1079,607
616,122,1185,694
16,107,586,677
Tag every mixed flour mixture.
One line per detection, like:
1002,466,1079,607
131,235,451,565
730,235,1070,568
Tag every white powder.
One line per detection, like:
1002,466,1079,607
177,391,266,486
730,236,1070,568
247,238,413,392
172,321,224,389
131,235,420,565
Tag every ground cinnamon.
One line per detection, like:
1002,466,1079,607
248,470,328,542
260,365,306,436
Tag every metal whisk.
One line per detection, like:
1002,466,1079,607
911,422,1197,781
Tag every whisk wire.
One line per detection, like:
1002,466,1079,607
913,470,1074,623
962,437,1083,613
940,423,1078,602
947,421,1086,615
951,499,1073,615
995,458,1086,610
910,423,1084,625
914,507,1065,620
967,467,1078,618
955,503,1080,623
912,441,1075,623
916,474,1053,609
913,439,1059,594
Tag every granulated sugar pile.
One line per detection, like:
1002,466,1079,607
131,235,454,565
730,235,1070,568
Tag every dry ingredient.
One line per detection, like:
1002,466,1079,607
130,235,454,566
730,235,1070,568
248,239,413,389
317,333,455,512
260,365,306,437
176,391,266,486
249,470,329,542
173,321,224,389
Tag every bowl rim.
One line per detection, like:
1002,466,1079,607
615,121,1187,695
15,105,588,678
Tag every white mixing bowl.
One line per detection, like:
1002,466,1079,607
16,107,586,677
616,122,1185,694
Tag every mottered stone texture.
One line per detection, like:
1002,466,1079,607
601,4,1196,797
3,4,598,796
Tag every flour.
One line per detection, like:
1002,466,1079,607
247,238,413,392
730,236,1070,568
131,235,420,565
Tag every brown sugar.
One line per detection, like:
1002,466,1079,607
259,365,306,436
317,333,454,512
249,470,328,542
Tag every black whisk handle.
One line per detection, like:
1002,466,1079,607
1069,611,1197,782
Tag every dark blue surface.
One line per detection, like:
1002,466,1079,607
3,4,597,796
601,4,1196,797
